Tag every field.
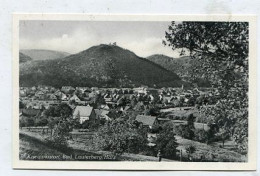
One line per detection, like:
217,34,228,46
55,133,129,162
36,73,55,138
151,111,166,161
19,129,175,161
19,127,245,162
175,136,247,162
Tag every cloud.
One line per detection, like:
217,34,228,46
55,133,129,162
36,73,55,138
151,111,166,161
20,26,182,58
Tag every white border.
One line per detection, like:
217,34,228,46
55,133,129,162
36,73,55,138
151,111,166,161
12,14,257,170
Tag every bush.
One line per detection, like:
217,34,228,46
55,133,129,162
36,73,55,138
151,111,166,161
93,120,148,155
35,117,48,126
20,116,35,127
176,124,195,140
156,123,178,159
194,129,208,143
45,135,68,150
185,144,196,161
185,144,196,155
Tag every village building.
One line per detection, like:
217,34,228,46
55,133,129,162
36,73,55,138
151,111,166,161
48,94,57,100
101,104,110,110
135,115,158,129
61,86,75,93
73,106,97,124
19,90,27,97
61,93,69,101
94,109,111,121
133,87,147,94
35,90,45,98
70,94,81,103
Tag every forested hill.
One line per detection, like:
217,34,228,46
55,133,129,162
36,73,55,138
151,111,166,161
20,44,187,88
147,54,211,87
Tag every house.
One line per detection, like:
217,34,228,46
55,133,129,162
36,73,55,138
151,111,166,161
104,93,112,102
61,93,69,101
76,87,89,93
88,91,97,98
61,86,75,93
49,94,57,100
135,115,158,129
73,106,97,124
101,104,110,110
133,87,147,94
35,90,44,98
94,109,111,121
20,90,27,97
70,94,81,103
120,105,131,114
31,86,37,91
54,90,63,97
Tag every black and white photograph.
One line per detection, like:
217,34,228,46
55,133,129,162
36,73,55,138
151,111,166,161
12,14,257,170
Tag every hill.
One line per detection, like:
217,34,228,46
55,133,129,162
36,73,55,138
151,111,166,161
20,44,187,88
20,49,70,61
147,54,211,87
19,52,33,63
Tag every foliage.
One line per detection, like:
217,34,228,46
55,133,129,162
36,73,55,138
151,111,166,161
181,125,195,140
43,103,72,119
156,122,178,159
164,22,249,152
35,116,48,126
185,144,196,160
80,120,99,130
45,117,76,149
93,120,148,155
175,113,196,140
19,116,35,127
194,129,208,143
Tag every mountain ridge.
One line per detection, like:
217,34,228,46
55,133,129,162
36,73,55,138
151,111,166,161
20,49,70,61
147,54,211,87
19,52,33,63
20,44,187,88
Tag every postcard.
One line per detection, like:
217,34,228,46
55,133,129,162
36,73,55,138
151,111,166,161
13,14,257,170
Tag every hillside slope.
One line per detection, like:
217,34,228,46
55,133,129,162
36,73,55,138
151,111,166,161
147,54,211,87
20,44,186,88
20,49,70,61
19,52,33,63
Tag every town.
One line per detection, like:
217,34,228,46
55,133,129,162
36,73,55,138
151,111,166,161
19,84,245,162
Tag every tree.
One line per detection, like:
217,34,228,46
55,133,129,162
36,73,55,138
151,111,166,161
217,127,230,148
35,116,48,126
24,117,35,127
45,116,76,149
185,144,196,161
194,129,208,143
164,22,249,153
93,120,148,155
44,103,72,119
182,125,195,140
187,113,196,129
156,122,178,159
19,101,25,109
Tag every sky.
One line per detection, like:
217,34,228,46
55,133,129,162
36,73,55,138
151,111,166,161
19,20,182,58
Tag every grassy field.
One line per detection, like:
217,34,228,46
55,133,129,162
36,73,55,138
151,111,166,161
19,130,176,161
175,136,247,162
19,132,110,161
20,128,245,162
20,133,71,160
